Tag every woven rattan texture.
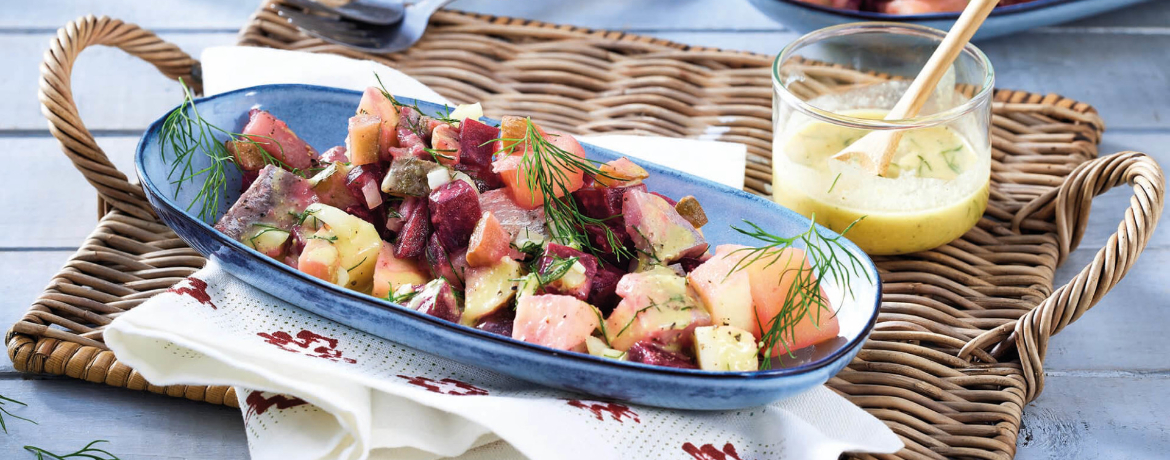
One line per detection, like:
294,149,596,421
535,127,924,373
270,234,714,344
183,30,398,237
7,6,1164,460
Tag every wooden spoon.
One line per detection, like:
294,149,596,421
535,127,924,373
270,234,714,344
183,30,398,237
830,0,999,176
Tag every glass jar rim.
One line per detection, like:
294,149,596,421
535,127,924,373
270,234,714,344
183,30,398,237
773,22,996,130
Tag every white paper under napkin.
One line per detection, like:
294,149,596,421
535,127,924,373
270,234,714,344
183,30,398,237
105,46,901,460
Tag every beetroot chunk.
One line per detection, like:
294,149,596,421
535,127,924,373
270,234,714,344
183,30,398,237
346,163,385,210
475,306,515,337
587,263,624,315
537,243,598,301
428,180,482,251
407,279,462,323
626,340,697,369
394,197,430,260
424,233,467,290
459,118,500,167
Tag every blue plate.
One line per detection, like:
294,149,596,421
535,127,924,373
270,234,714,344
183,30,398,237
749,0,1151,40
135,84,881,410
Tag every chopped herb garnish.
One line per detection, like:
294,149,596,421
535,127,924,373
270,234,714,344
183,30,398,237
306,234,338,243
346,257,368,272
425,148,456,163
535,256,579,287
247,223,289,248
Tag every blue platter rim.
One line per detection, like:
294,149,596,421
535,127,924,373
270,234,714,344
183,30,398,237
773,0,1074,20
134,83,882,382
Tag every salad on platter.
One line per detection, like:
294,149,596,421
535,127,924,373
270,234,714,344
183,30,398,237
161,80,868,373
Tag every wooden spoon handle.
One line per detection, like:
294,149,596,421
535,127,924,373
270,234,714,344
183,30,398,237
887,0,999,119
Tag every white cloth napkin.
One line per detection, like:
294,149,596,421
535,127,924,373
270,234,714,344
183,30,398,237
105,46,901,460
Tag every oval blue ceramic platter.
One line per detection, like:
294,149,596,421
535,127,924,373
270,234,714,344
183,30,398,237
748,0,1152,40
135,84,881,410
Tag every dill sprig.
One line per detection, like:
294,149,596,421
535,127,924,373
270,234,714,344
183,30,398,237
503,118,633,260
534,256,579,287
24,440,119,460
0,394,36,434
727,216,870,369
159,79,292,222
425,148,456,163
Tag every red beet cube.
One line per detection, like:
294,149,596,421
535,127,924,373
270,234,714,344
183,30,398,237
428,180,482,250
424,233,467,290
394,197,430,260
408,279,461,323
626,340,697,369
587,263,624,315
537,243,599,300
459,118,500,168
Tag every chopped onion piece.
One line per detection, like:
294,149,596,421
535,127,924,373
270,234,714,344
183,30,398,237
361,180,383,209
427,168,452,189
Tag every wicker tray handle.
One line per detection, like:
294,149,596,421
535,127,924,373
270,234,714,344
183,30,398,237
961,151,1164,402
39,15,200,220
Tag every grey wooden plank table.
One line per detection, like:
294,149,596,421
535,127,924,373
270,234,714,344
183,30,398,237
1,1,1167,458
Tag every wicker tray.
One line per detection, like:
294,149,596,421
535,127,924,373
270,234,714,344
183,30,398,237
9,4,1165,459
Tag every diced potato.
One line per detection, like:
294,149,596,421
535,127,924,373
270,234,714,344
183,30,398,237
604,266,712,351
345,114,381,166
309,162,361,211
298,231,346,286
623,189,708,264
687,245,755,333
302,203,381,293
371,241,430,299
694,325,759,372
514,273,541,300
448,102,483,122
462,257,523,326
243,224,290,258
585,336,627,361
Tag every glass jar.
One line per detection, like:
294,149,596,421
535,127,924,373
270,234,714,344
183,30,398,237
771,23,994,255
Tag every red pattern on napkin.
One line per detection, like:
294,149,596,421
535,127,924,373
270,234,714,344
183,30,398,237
257,329,358,364
245,391,308,419
167,277,216,309
396,375,489,396
566,399,640,423
683,442,743,460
